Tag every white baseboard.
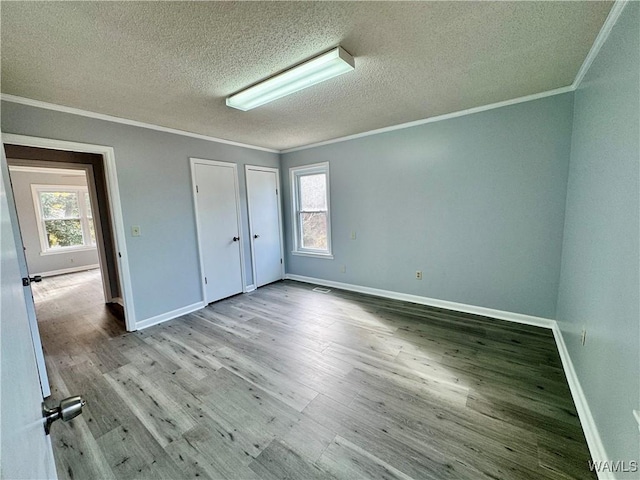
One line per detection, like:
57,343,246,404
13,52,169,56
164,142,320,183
111,297,124,307
552,325,613,480
245,284,256,293
33,263,100,278
136,301,205,331
284,274,555,329
130,272,609,479
284,273,611,479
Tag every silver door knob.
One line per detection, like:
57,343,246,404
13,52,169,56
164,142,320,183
42,395,86,435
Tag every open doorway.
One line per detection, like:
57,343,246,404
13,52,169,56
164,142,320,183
7,162,125,344
3,138,135,398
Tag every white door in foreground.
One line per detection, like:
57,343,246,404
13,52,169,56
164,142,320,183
1,147,57,479
193,160,244,303
246,166,283,287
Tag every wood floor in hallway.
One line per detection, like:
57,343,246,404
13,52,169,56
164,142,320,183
34,273,596,479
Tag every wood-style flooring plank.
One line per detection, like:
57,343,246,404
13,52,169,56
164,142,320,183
165,423,262,480
34,272,596,479
96,420,184,480
208,347,319,412
248,439,336,480
279,413,336,463
104,364,198,447
317,435,415,480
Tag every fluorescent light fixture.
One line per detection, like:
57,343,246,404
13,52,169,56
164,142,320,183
226,46,355,111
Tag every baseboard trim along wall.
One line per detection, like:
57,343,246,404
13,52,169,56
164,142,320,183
33,263,100,278
285,273,555,328
245,284,257,293
284,273,610,478
551,325,613,480
136,301,205,331
129,272,609,478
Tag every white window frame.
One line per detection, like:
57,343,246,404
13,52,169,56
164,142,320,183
290,162,333,259
31,184,97,255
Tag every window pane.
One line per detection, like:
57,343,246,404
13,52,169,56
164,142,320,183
88,219,96,245
85,194,93,218
299,174,326,210
44,219,83,248
40,192,80,219
301,212,327,250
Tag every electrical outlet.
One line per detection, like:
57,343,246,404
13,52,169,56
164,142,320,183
415,270,422,280
340,265,346,273
131,225,141,237
580,329,587,346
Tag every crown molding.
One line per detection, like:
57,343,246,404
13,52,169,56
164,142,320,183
281,86,575,154
2,0,626,156
572,0,630,89
2,86,576,157
7,165,85,176
280,0,630,154
0,94,279,154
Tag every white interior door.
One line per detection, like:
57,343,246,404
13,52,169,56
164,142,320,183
3,153,50,398
193,160,244,303
246,166,284,288
1,145,57,479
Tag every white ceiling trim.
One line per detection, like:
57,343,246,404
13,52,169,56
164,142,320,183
2,87,576,156
0,0,625,156
0,94,279,154
572,0,629,89
8,165,85,176
281,86,575,154
283,0,627,154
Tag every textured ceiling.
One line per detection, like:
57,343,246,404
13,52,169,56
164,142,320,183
1,1,612,151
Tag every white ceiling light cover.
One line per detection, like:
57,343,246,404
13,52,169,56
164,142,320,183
226,46,355,111
0,2,614,149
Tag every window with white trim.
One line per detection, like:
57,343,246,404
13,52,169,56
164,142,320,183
32,185,97,254
290,162,332,258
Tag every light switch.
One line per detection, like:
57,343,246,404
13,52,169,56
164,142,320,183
350,231,357,240
131,226,141,237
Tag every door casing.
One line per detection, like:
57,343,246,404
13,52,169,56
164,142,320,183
2,134,137,331
190,157,247,303
8,161,112,303
245,165,285,288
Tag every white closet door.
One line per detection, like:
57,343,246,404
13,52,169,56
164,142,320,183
246,167,283,287
194,161,243,303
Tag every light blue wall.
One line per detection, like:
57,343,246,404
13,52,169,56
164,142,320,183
557,1,639,471
1,7,637,469
1,102,279,323
281,93,574,319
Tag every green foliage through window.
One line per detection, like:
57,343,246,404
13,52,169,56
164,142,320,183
40,191,80,219
44,219,83,248
35,187,96,251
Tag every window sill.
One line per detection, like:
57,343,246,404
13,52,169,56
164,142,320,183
40,246,97,256
291,251,334,260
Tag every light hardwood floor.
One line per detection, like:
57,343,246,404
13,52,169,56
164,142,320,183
33,272,596,479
